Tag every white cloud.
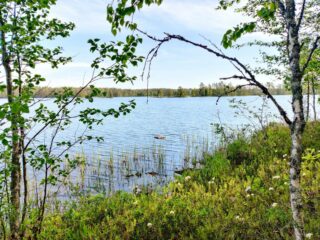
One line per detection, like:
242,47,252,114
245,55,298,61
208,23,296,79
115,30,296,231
51,0,250,35
139,0,251,34
36,62,91,71
42,0,279,88
51,0,110,33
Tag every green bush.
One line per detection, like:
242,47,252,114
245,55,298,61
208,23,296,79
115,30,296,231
226,137,252,165
36,122,320,240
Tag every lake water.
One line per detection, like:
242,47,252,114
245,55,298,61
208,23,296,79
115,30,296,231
42,95,300,194
0,95,300,194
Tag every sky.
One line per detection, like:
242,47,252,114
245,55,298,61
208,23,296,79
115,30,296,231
37,0,278,89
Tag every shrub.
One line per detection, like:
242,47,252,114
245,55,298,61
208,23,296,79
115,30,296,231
37,122,320,240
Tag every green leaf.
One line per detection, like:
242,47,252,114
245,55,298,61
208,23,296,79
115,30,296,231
222,22,256,48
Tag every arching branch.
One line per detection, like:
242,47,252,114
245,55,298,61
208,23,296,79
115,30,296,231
138,30,293,125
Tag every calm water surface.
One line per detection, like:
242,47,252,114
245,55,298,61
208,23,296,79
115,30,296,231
1,96,297,193
52,96,295,193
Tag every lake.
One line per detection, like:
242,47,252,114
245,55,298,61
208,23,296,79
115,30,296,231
0,95,299,194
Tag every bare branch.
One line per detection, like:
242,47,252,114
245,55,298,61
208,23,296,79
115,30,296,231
220,75,252,81
274,0,287,18
216,83,255,104
297,0,306,31
138,30,293,125
200,34,246,77
301,36,320,74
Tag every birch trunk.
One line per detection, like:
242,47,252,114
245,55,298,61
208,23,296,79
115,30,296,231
286,1,306,239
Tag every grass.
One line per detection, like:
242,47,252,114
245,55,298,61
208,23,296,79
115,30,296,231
31,122,320,239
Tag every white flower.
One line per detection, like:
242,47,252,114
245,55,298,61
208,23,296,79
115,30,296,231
133,186,142,195
235,215,244,221
268,187,274,191
272,175,281,180
306,233,313,239
185,176,191,181
251,193,255,196
245,186,251,193
283,154,288,158
147,223,153,228
246,194,251,198
169,210,175,215
271,202,278,208
208,181,214,185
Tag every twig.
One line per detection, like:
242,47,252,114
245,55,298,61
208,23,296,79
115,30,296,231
301,36,320,74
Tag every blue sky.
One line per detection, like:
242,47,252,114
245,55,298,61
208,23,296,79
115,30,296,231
38,0,279,89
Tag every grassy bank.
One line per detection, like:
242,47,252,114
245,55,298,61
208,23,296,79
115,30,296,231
35,123,319,239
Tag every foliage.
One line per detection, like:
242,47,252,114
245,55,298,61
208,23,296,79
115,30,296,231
35,122,320,240
0,1,139,238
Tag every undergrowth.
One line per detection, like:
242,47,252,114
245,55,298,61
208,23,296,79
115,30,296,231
35,122,320,239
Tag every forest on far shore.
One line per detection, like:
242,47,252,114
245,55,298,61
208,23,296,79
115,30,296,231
6,82,294,98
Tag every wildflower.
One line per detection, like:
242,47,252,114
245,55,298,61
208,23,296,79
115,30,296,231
302,172,306,176
250,193,255,196
147,223,153,228
271,202,278,208
185,176,191,181
268,187,274,191
245,186,251,193
133,201,138,205
272,175,280,180
208,181,214,185
283,154,288,158
306,233,313,239
133,186,142,195
235,215,244,221
246,194,251,198
169,210,175,215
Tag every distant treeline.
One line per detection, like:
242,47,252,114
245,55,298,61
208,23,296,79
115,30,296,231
0,82,292,98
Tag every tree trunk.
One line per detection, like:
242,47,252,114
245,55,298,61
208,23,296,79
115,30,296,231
306,78,310,122
289,65,305,240
1,20,22,240
9,130,21,240
311,77,317,121
286,1,305,239
290,121,305,240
